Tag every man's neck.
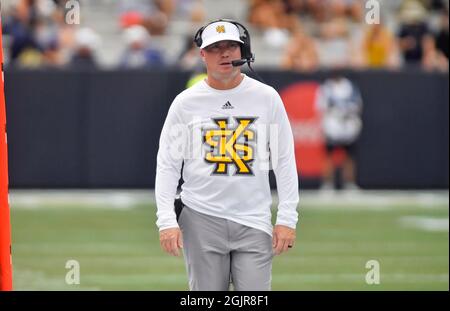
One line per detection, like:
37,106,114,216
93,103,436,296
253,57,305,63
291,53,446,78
206,72,244,90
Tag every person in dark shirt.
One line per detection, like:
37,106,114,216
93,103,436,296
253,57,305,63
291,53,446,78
398,1,434,66
69,28,100,69
435,9,449,60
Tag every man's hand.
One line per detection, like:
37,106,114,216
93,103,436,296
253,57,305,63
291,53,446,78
159,227,183,256
272,225,296,255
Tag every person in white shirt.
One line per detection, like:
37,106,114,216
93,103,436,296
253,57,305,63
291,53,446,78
155,19,299,291
317,72,363,190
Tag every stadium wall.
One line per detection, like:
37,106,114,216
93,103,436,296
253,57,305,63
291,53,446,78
4,68,449,189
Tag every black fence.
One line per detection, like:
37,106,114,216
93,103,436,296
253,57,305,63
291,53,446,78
4,68,449,189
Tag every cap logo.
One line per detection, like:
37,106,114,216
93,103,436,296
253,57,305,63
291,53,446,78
216,25,225,33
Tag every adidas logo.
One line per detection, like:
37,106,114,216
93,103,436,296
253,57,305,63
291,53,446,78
222,101,234,109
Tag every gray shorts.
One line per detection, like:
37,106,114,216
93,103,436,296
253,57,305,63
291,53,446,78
178,206,273,291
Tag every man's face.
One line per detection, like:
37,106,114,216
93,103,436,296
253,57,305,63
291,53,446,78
200,40,242,79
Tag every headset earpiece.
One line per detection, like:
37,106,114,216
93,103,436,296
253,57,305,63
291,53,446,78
193,26,205,47
239,28,253,61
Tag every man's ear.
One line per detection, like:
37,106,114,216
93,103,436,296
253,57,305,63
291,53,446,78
200,49,206,62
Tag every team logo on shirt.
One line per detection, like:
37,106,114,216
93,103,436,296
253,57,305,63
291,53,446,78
203,117,256,175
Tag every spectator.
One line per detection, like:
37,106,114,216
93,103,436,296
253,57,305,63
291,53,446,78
326,0,363,22
69,28,101,69
249,0,302,48
281,25,319,71
118,0,174,35
248,0,301,34
33,12,70,67
176,36,203,70
2,0,71,68
297,0,362,23
434,9,449,61
361,23,400,68
173,0,206,23
2,0,42,65
249,0,289,29
397,0,435,67
345,0,364,22
120,25,165,68
306,0,365,69
421,31,449,71
317,14,352,68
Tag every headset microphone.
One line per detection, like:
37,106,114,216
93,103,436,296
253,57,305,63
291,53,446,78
231,59,249,67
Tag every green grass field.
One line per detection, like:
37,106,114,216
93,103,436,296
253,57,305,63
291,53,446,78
9,190,449,290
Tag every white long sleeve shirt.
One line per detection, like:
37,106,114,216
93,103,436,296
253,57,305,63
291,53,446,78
155,74,299,236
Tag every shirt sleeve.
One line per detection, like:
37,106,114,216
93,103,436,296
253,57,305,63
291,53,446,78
155,97,185,231
270,89,300,229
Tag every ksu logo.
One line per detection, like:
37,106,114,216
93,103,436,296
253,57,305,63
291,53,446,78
216,25,225,33
203,117,256,175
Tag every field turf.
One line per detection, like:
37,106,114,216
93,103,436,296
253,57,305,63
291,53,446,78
9,190,449,290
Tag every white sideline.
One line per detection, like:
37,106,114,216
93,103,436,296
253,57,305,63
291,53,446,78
8,189,449,210
399,216,449,232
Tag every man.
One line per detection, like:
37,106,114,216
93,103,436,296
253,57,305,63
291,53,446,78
317,71,363,190
155,20,299,291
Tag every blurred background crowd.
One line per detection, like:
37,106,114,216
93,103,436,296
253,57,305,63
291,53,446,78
1,0,448,71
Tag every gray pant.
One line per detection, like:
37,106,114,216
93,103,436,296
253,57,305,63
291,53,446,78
178,206,273,291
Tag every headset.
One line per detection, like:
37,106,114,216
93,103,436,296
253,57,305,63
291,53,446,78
194,19,255,67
